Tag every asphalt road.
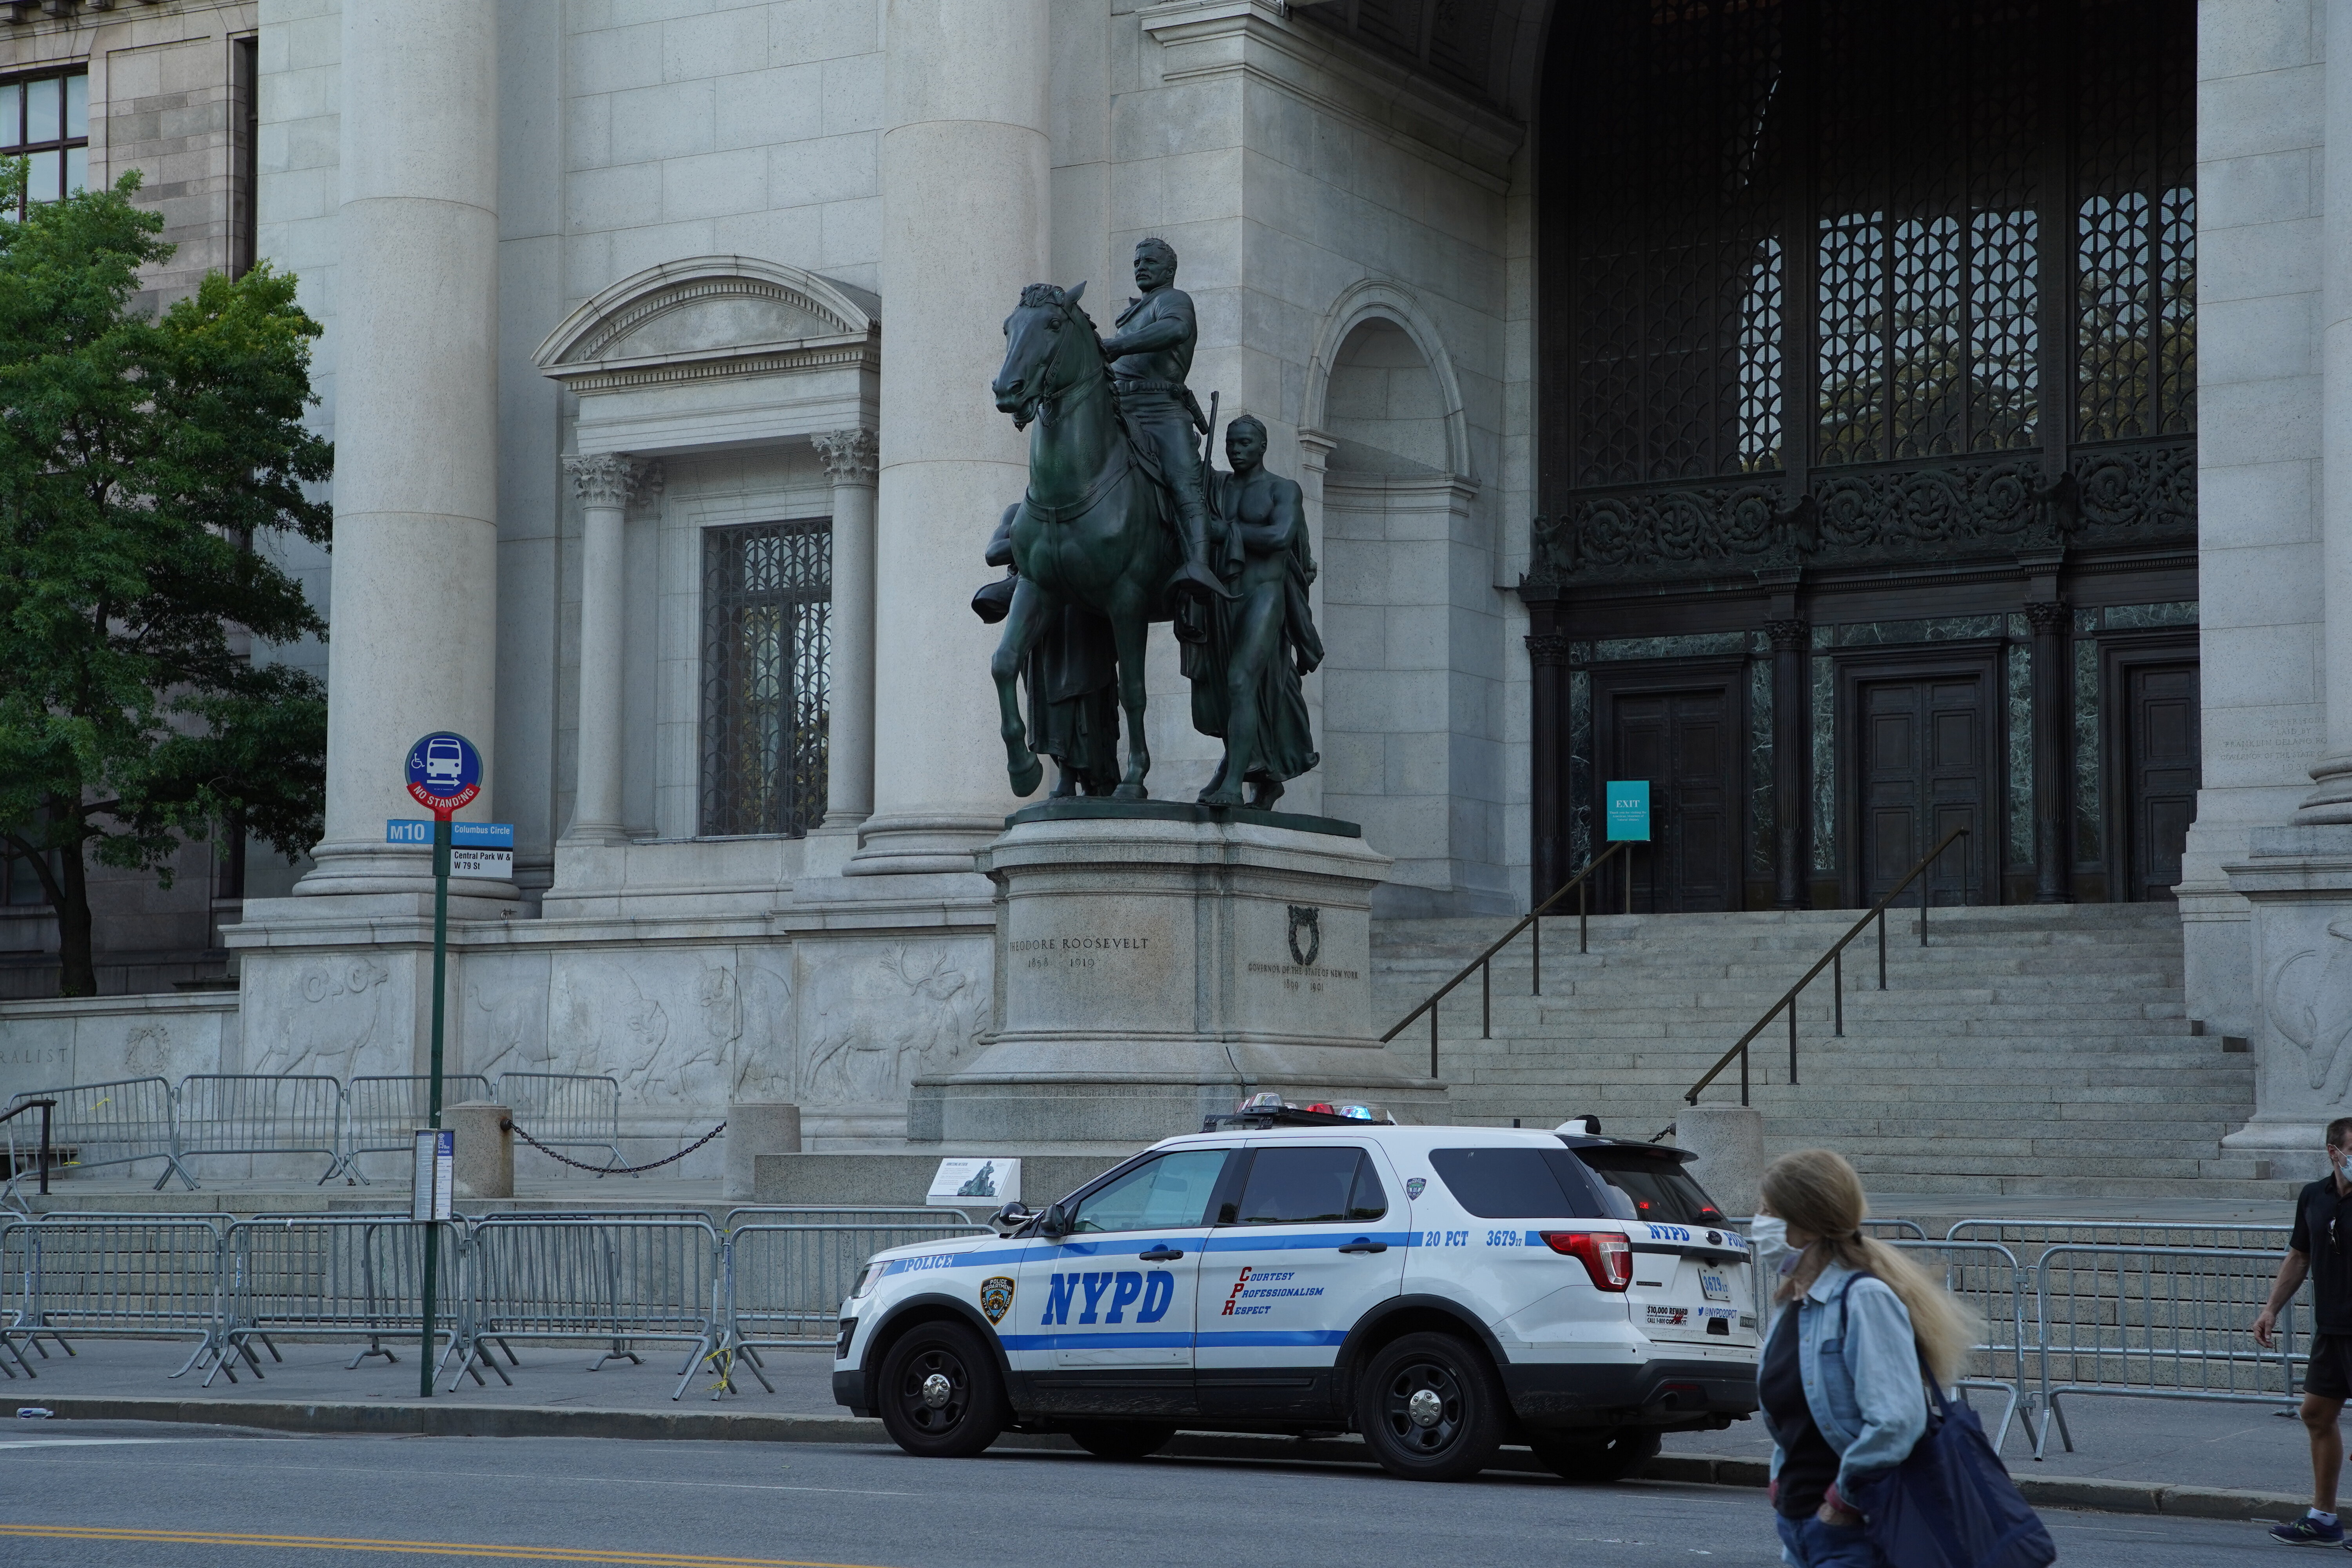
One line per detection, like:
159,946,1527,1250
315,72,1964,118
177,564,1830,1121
0,1421,2288,1567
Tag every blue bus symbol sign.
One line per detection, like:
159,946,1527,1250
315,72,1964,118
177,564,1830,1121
405,732,483,817
1605,780,1651,842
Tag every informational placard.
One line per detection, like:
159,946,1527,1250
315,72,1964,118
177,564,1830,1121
390,821,513,878
928,1156,1019,1207
411,1127,454,1222
1605,780,1652,842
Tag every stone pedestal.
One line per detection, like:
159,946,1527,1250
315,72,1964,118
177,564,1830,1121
2220,826,2352,1181
1673,1105,1764,1219
447,1100,512,1200
726,1102,804,1200
911,802,1441,1146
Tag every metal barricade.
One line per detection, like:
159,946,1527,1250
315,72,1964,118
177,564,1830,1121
1887,1239,2030,1452
1864,1220,1928,1240
723,1206,981,1229
0,1214,234,1379
221,1216,470,1386
1949,1219,2292,1254
720,1217,992,1396
5,1079,190,1191
338,1076,495,1181
176,1075,345,1186
2032,1244,2304,1457
496,1073,627,1172
453,1216,721,1398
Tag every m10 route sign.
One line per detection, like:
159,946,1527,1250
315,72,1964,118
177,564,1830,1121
406,732,482,817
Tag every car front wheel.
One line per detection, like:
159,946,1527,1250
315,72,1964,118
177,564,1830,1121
1355,1330,1506,1481
876,1321,1007,1459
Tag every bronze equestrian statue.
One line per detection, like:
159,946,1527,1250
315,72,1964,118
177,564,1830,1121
983,242,1327,808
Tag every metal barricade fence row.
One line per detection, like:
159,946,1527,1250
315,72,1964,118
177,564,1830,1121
1886,1239,2030,1452
496,1074,628,1172
222,1216,470,1385
339,1076,496,1181
452,1216,722,1397
0,1214,238,1380
2031,1244,2305,1457
176,1075,345,1187
721,1216,992,1393
5,1079,191,1191
1947,1219,2294,1253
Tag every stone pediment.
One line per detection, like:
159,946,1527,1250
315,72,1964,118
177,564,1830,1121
534,257,880,396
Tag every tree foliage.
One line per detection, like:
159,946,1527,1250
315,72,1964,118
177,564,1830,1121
0,168,332,995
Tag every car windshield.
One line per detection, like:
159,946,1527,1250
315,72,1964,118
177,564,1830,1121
1069,1150,1228,1232
1571,1148,1728,1226
1427,1147,1604,1220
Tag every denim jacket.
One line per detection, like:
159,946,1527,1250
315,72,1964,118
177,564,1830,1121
1760,1259,1929,1498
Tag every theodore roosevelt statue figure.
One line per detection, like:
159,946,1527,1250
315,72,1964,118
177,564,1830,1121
1098,236,1229,608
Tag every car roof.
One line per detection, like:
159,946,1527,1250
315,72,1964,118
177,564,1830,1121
1141,1124,1664,1157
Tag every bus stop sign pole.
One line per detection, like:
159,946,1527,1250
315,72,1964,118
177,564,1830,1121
404,732,482,1399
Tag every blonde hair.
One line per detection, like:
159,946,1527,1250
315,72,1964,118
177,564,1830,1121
1761,1148,1980,1385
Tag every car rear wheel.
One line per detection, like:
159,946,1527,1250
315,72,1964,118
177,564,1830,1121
1527,1426,1661,1483
876,1322,1006,1458
1065,1421,1176,1461
1355,1331,1506,1481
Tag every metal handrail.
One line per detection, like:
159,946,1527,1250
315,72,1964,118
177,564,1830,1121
0,1098,56,1200
1381,840,1632,1077
1684,826,1971,1107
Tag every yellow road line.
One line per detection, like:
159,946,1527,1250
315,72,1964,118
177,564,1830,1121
0,1523,898,1568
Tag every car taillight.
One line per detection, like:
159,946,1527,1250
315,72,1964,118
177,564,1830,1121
1542,1230,1633,1292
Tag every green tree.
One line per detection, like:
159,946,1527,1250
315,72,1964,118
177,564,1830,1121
0,169,332,996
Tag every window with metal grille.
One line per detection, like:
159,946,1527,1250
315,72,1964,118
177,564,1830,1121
700,520,830,838
1537,0,2194,575
0,69,87,218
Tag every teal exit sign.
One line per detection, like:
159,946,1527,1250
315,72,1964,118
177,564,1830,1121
1606,780,1651,842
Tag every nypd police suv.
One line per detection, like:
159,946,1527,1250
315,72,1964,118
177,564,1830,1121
831,1103,1758,1481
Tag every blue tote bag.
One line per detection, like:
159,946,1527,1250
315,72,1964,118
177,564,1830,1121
1836,1278,2056,1568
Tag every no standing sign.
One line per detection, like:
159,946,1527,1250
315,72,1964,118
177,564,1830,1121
405,731,482,818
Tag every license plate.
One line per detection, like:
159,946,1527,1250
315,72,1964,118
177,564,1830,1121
1699,1271,1732,1303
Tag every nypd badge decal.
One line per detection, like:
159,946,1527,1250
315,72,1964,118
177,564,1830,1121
1405,1177,1426,1200
979,1276,1015,1325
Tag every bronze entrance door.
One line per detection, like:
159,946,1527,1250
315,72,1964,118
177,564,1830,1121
1840,650,2000,907
1593,667,1742,913
2115,657,2200,901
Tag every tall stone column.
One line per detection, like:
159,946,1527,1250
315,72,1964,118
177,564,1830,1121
814,428,879,832
1767,619,1810,910
562,454,643,844
2220,7,2352,1176
1526,628,1570,906
2308,1,2352,824
2026,601,2073,902
853,0,1049,876
298,0,505,899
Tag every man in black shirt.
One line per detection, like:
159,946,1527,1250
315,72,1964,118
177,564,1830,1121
2255,1116,2352,1546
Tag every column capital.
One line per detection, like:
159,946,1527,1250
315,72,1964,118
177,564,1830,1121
1524,633,1572,667
812,427,879,487
2023,599,2069,635
564,452,655,510
1765,618,1809,653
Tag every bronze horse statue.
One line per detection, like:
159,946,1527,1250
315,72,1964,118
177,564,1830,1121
987,281,1191,800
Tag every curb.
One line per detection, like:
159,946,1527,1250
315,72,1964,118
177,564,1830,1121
11,1396,2298,1522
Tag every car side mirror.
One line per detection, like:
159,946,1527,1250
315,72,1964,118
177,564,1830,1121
990,1201,1033,1236
1038,1202,1072,1240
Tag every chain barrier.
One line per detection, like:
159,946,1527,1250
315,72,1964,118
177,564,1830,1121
498,1118,725,1177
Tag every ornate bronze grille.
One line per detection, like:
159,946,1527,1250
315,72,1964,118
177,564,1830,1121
1535,0,2194,584
700,519,830,838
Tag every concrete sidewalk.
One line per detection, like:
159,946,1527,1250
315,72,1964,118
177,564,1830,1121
0,1333,2312,1521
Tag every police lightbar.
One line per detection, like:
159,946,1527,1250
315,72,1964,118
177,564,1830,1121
1203,1093,1396,1131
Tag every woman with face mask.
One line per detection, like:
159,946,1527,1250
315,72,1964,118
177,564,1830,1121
1753,1149,1985,1568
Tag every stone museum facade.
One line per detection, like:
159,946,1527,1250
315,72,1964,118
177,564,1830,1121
3,0,2350,1171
